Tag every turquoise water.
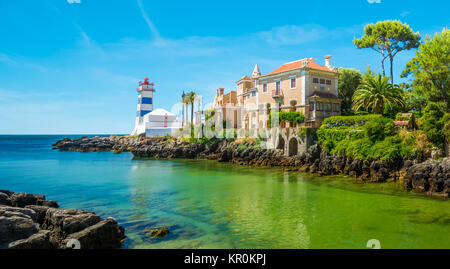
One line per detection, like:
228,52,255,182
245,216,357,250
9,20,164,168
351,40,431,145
0,135,449,249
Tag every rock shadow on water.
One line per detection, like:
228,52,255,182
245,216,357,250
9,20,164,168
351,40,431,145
382,208,421,216
408,214,450,226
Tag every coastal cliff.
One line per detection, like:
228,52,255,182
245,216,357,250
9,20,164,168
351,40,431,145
53,136,450,198
0,190,125,249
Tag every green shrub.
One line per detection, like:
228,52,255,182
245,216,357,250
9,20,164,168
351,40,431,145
442,113,450,142
368,136,415,161
318,114,417,161
363,117,395,141
279,111,305,125
322,114,381,127
332,135,415,161
237,144,248,150
333,138,374,160
317,128,365,151
268,111,305,128
419,103,446,148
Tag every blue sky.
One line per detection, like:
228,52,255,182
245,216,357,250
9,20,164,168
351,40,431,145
0,0,448,134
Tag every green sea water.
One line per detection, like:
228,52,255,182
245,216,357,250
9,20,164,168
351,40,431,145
1,135,449,249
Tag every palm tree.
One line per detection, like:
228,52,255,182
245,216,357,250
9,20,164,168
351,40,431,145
181,91,186,127
352,74,405,114
185,91,197,125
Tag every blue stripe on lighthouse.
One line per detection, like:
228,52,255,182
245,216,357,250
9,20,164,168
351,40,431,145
139,110,152,117
142,97,152,104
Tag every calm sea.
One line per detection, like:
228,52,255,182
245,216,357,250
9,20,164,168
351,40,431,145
0,135,449,249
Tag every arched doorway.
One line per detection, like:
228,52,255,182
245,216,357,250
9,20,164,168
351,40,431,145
288,138,298,156
277,135,285,151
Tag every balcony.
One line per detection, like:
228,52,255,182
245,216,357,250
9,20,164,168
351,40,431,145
272,88,283,98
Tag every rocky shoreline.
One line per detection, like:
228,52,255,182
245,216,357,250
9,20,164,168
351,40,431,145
52,136,450,198
0,190,125,249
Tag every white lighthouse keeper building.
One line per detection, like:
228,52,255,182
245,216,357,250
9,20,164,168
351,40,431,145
131,77,154,135
143,108,181,137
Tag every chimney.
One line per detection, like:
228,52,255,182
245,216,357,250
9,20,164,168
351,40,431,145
219,88,224,95
325,55,332,68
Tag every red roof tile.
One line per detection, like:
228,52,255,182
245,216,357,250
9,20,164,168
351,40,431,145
265,58,336,76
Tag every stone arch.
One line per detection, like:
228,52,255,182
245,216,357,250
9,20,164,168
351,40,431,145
288,137,298,156
277,135,285,151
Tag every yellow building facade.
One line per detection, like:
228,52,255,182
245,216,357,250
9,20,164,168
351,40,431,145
237,55,341,129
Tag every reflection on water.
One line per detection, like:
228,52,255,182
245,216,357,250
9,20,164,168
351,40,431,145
1,135,449,249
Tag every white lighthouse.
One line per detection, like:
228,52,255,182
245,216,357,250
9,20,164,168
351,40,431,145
131,77,155,135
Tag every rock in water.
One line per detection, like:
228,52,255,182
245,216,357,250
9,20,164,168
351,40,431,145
63,217,125,249
148,226,170,238
403,158,450,197
0,190,126,249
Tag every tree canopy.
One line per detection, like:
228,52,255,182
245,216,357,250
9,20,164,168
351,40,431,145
402,28,449,111
354,20,420,84
337,68,362,114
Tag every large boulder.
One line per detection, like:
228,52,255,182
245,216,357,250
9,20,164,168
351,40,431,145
403,158,450,197
10,193,39,207
0,205,36,221
0,190,14,196
8,230,53,249
63,217,125,249
42,208,101,236
0,192,12,206
25,205,50,225
0,206,39,248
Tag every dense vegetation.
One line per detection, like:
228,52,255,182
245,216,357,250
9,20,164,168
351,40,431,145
268,111,305,128
318,115,419,161
334,24,449,159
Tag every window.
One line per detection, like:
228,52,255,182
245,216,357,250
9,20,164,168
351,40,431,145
320,79,325,84
320,85,325,91
309,102,315,111
313,77,319,84
276,81,281,90
290,78,296,89
252,91,256,97
263,84,268,93
326,79,332,85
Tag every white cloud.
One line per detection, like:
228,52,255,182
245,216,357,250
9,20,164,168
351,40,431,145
67,0,81,4
401,11,411,17
0,53,48,71
256,25,324,46
137,0,160,40
367,0,381,3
